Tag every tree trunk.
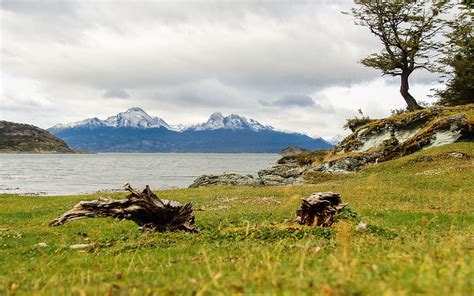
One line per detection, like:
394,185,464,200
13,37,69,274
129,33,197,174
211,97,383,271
400,72,422,111
50,183,199,233
294,192,346,227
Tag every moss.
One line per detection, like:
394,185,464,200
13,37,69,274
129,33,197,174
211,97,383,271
277,150,330,166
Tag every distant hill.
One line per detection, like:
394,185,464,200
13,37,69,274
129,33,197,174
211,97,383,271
48,107,333,153
279,146,308,156
0,121,75,153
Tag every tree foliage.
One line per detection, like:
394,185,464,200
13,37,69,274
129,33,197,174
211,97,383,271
435,2,473,106
347,0,453,111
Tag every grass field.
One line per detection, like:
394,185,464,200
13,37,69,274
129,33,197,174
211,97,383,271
1,143,473,295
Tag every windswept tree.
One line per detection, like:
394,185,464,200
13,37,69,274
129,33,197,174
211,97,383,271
347,1,453,111
435,1,473,106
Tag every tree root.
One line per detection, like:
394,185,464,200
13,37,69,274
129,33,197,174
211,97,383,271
50,183,199,233
295,192,346,227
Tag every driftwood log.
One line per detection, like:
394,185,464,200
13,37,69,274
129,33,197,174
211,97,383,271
50,183,198,233
295,192,346,227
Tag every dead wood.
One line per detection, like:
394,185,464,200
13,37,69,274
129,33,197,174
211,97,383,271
50,183,198,232
294,192,346,227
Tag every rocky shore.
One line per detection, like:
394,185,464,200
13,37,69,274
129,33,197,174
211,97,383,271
189,105,473,188
189,163,306,188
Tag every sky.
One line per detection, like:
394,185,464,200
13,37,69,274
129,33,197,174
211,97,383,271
0,0,446,138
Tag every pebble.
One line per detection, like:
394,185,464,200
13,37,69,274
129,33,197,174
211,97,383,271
69,243,90,249
35,242,48,248
356,221,367,231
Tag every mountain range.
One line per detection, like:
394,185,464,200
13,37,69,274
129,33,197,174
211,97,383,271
48,107,332,153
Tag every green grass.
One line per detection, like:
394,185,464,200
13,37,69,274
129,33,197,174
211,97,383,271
1,143,473,295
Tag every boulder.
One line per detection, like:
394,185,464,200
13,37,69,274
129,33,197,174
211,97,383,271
258,163,306,185
259,175,304,186
258,163,306,178
316,155,372,173
189,173,260,188
189,164,308,188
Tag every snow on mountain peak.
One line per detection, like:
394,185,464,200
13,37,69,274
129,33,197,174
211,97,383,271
190,113,274,132
324,134,346,145
49,107,172,130
50,117,105,130
104,107,170,129
50,109,278,134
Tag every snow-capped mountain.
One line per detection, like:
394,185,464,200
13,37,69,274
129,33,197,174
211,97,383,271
50,107,172,131
48,107,333,152
104,107,170,129
50,117,106,130
51,108,275,133
188,112,274,132
324,135,346,145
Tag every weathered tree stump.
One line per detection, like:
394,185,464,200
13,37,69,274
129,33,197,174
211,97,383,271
294,192,346,227
50,183,199,232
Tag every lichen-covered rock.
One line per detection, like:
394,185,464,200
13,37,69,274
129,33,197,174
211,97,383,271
259,175,304,186
189,163,308,188
257,163,306,185
188,173,260,188
258,163,306,179
315,155,372,173
318,105,474,173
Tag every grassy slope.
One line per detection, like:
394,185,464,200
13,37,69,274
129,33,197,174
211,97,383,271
0,121,74,153
0,143,473,295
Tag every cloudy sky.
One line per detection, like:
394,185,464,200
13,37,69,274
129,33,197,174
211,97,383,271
0,0,444,138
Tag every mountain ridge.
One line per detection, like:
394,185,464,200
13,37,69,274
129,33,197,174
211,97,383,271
49,107,325,139
0,121,76,153
48,107,332,153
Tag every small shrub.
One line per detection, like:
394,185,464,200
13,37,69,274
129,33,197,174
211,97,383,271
343,109,373,132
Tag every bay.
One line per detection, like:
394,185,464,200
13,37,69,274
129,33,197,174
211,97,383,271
0,153,279,196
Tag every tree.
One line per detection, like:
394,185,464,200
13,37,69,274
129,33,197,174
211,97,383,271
347,0,453,111
435,1,473,106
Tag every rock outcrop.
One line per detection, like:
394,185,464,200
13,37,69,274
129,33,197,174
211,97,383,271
189,173,260,188
189,163,307,188
258,164,306,186
316,105,473,173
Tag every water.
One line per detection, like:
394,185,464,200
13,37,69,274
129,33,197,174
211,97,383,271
0,153,279,196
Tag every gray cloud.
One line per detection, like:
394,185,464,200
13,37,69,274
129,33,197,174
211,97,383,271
103,89,130,99
0,0,446,137
0,0,76,16
260,95,316,108
1,0,379,92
